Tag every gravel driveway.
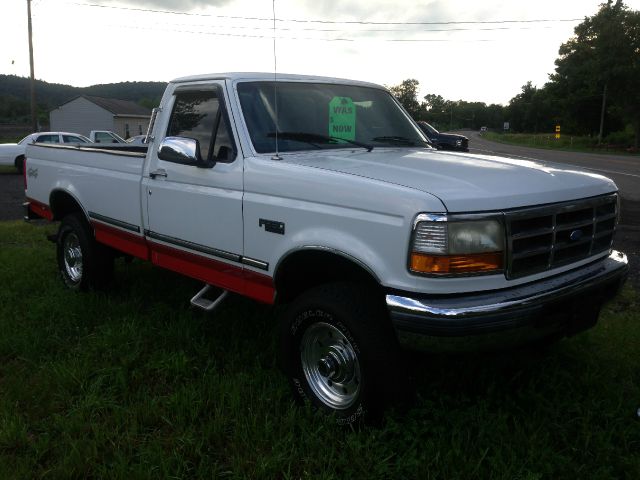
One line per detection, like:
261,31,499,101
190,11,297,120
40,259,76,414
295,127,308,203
0,170,23,221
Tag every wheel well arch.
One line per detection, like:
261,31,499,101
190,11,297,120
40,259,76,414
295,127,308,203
274,248,382,304
49,189,88,223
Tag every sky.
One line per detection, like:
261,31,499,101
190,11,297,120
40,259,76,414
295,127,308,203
2,0,640,105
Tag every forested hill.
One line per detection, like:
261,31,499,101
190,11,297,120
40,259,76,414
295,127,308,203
0,75,166,123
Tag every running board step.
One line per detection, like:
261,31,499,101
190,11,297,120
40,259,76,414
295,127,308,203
190,285,229,312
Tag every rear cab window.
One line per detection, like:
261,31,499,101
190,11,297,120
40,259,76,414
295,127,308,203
94,132,117,143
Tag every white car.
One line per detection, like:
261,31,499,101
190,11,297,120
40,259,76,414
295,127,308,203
125,135,148,145
0,132,90,173
89,130,126,144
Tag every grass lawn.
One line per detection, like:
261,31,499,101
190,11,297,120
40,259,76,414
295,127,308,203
483,132,639,156
1,221,639,478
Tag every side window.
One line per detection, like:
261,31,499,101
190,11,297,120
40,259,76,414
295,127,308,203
36,134,60,143
63,135,87,143
166,88,236,163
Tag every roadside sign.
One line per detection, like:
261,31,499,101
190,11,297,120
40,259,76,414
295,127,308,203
503,122,510,131
555,125,561,139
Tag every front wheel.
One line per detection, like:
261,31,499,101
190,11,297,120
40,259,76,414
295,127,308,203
279,282,401,425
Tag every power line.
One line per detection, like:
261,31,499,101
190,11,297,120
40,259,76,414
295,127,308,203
68,2,583,26
106,19,558,34
67,22,506,43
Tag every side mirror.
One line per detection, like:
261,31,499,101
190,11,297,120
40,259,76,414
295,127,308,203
158,137,214,168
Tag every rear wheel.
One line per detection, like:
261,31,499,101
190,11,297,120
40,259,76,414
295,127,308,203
280,282,402,424
56,213,113,290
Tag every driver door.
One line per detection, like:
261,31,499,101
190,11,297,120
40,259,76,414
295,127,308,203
142,82,245,291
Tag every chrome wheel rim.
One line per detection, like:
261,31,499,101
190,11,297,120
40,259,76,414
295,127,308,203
300,322,361,410
63,233,83,282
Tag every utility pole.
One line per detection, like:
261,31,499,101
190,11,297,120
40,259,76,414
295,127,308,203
27,0,38,132
450,103,453,131
598,83,607,145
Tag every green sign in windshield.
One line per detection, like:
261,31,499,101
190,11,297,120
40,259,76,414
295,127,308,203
329,96,356,141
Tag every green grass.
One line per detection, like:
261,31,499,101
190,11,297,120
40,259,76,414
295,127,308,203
1,220,639,478
483,132,639,156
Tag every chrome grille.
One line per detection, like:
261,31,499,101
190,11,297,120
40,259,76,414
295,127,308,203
506,194,617,278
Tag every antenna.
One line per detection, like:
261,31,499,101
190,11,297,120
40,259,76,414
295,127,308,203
271,0,282,160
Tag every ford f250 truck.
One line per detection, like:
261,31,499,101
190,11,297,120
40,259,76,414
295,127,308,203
24,73,628,424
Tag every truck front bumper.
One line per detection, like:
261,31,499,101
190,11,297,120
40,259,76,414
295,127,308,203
386,250,628,351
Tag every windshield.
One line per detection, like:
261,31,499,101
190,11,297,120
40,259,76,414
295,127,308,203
419,122,438,135
237,81,428,153
18,135,33,145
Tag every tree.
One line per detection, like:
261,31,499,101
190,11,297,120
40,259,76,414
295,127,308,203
506,82,558,133
551,0,640,145
388,79,422,119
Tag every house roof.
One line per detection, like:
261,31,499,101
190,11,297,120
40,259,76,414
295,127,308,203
82,95,151,116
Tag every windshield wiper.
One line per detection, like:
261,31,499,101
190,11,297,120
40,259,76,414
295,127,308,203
371,136,428,147
267,132,373,152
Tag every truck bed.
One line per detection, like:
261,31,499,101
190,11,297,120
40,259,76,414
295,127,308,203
25,142,147,240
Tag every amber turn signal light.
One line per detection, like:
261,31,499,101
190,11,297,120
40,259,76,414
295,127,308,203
410,252,503,274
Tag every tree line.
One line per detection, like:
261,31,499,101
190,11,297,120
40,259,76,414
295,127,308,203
0,75,165,126
389,0,640,148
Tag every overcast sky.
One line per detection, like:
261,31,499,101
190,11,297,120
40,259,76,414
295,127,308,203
2,0,640,105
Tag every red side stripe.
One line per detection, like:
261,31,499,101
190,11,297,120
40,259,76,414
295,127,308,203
149,241,275,304
90,220,275,304
26,197,54,221
91,221,150,260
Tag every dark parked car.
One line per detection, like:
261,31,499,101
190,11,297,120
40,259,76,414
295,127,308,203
417,121,469,152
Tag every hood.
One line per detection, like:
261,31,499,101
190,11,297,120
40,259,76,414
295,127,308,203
282,148,617,212
436,132,467,141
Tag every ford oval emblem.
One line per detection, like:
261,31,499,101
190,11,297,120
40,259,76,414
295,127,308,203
570,229,583,241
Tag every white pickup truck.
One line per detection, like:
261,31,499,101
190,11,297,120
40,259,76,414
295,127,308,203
24,72,628,423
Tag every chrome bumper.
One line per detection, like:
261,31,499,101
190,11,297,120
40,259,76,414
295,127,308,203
387,251,628,351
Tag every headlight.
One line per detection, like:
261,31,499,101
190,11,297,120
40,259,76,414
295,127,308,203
410,215,504,275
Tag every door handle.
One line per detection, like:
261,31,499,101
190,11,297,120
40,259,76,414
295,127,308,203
150,168,168,179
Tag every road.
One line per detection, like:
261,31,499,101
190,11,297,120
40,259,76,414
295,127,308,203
0,170,23,221
466,131,640,201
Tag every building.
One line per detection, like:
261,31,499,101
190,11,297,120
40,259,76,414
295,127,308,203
50,95,152,139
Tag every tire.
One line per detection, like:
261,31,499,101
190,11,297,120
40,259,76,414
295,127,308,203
279,282,402,425
15,156,24,174
56,213,114,290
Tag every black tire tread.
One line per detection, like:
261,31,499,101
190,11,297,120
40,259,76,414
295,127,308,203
56,213,114,290
280,281,402,423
